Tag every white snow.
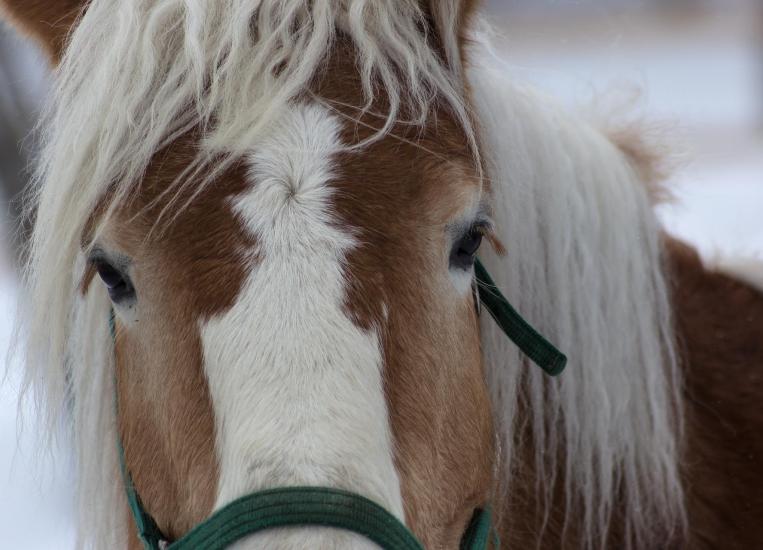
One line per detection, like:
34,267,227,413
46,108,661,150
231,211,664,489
659,147,763,259
490,11,763,259
0,270,76,549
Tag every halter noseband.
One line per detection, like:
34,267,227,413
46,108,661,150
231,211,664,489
112,259,566,549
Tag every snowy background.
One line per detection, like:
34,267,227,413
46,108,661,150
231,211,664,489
485,0,763,257
1,1,761,548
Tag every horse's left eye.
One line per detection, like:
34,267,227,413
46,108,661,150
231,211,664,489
451,226,485,270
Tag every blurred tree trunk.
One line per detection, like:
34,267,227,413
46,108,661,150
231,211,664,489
758,1,763,131
0,25,46,266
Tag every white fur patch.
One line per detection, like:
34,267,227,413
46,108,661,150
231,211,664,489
450,267,475,296
200,104,403,549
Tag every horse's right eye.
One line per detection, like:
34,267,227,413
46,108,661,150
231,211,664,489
94,260,135,303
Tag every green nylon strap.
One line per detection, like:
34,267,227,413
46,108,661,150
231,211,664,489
167,487,425,550
459,508,499,550
117,439,168,549
474,259,567,376
111,311,168,550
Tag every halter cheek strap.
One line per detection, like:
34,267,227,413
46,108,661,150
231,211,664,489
112,260,565,549
474,259,567,376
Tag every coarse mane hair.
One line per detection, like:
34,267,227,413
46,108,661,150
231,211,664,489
469,51,685,547
18,1,685,549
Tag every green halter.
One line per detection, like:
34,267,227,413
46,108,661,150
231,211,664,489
112,259,565,549
474,260,566,376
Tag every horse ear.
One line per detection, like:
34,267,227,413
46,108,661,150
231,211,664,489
0,0,88,62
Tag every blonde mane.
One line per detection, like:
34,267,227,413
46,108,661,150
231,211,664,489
469,50,686,548
19,1,684,548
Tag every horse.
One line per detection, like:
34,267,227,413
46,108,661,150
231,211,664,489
2,1,762,548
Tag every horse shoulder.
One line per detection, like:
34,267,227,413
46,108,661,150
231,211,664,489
666,237,763,549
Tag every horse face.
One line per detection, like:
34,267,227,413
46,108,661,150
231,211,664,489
2,0,495,545
86,94,494,549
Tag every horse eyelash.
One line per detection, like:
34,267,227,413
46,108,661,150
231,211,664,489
472,221,506,256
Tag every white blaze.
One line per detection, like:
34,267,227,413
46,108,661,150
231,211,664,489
200,104,403,549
